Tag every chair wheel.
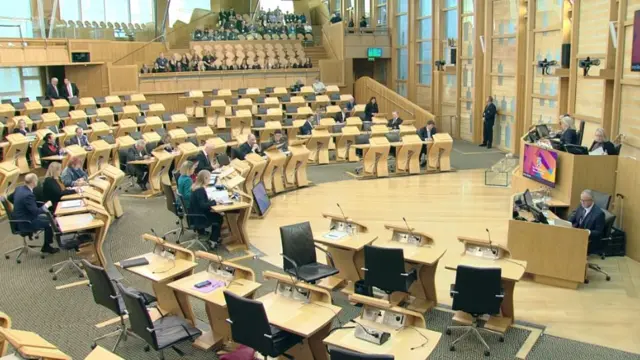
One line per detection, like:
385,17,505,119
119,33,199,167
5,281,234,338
484,350,490,356
446,329,451,335
91,343,97,349
52,276,57,281
584,279,589,284
606,276,611,281
499,337,504,342
16,259,21,264
40,254,45,259
49,268,54,273
144,345,150,352
4,255,9,259
79,273,84,278
449,345,455,352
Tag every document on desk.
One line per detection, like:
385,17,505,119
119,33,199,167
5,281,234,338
75,213,95,225
60,200,84,209
206,188,233,204
324,230,348,241
589,147,605,156
219,167,235,178
548,218,573,228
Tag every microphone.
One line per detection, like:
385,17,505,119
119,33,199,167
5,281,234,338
150,228,163,255
486,228,498,256
403,217,416,241
337,203,349,227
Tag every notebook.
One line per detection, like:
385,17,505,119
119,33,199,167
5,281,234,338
193,279,225,293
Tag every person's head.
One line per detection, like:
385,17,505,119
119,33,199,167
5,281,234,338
135,139,145,150
75,127,83,137
274,129,283,142
179,160,194,177
44,133,55,144
64,78,71,86
24,173,38,189
369,96,376,104
560,115,575,130
193,170,211,189
69,156,83,169
18,119,26,129
247,134,257,146
343,107,349,113
580,189,594,209
51,77,58,86
427,120,435,130
314,77,320,83
487,96,493,104
45,162,63,179
392,111,399,119
204,142,215,154
159,52,165,59
594,128,607,143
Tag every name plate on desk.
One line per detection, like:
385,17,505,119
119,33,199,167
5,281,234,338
465,245,500,260
324,230,348,240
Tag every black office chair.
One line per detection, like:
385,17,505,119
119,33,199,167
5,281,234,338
363,245,416,296
145,141,158,154
1,196,44,264
224,291,302,359
279,222,339,283
254,119,266,128
176,194,210,251
44,211,93,281
99,134,116,145
155,128,167,139
328,347,394,360
362,122,372,132
129,131,142,140
1,99,12,104
116,282,201,360
265,87,274,94
446,265,504,357
86,107,98,116
82,260,156,352
330,94,341,101
280,94,291,102
162,182,185,242
256,96,265,104
586,209,615,282
136,115,146,125
591,190,612,211
19,97,30,103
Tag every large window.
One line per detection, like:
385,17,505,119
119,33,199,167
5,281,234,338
106,0,132,24
0,67,43,102
130,0,154,24
395,0,409,97
169,0,211,26
81,0,105,22
376,0,387,26
417,0,433,87
58,0,153,24
0,1,33,38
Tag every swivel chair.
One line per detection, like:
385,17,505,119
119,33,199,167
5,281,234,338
585,209,615,282
176,194,210,251
280,221,339,283
1,196,44,264
44,211,93,280
362,245,416,299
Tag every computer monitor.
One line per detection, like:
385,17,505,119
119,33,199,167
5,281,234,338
563,144,589,155
523,189,533,209
536,124,550,138
216,153,230,166
530,206,549,225
363,245,411,294
252,182,271,216
522,143,558,188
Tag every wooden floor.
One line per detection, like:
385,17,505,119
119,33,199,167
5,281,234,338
245,169,640,355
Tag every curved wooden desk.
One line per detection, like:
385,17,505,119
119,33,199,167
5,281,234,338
285,142,310,189
262,148,287,195
0,163,19,217
3,134,30,174
394,134,425,175
428,133,453,171
86,140,112,175
336,126,360,162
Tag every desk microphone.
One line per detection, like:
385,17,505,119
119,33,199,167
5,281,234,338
486,228,498,256
403,217,416,240
150,228,163,255
337,203,349,226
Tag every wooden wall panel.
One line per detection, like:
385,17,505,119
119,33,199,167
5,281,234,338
577,0,609,56
67,40,168,67
534,0,562,28
416,86,432,112
108,65,139,95
319,60,345,85
615,156,640,262
575,77,604,117
619,85,640,148
65,65,109,98
322,21,344,60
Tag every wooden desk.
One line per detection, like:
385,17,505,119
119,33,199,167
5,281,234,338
211,196,252,252
305,129,331,164
428,133,453,171
262,148,287,195
116,235,197,323
55,199,88,216
336,126,360,162
84,346,124,360
284,141,310,189
3,134,30,174
354,137,391,178
444,237,526,333
0,328,70,360
394,134,425,175
324,294,441,360
258,271,340,360
167,251,260,350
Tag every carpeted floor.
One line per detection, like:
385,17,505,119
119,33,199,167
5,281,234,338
2,142,640,359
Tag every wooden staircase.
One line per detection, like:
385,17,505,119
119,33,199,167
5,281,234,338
305,46,329,68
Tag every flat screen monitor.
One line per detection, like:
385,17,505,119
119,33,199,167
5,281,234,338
632,10,640,71
536,124,550,138
522,143,559,188
523,189,533,209
367,47,382,58
252,182,271,216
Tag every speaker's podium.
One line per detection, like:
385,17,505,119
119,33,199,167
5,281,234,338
3,133,31,173
230,109,252,140
444,236,526,333
242,153,267,194
262,147,287,195
62,145,87,170
371,224,446,313
87,140,112,175
336,126,360,162
284,140,310,189
428,133,453,171
313,213,375,291
305,129,331,164
394,134,424,175
354,137,391,178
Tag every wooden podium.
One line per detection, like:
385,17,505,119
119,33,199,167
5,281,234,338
256,121,282,143
168,128,189,147
76,97,97,111
96,164,125,218
167,113,188,131
336,126,360,162
428,133,453,171
68,109,87,126
86,140,111,175
285,141,310,188
262,148,287,195
372,224,445,313
23,101,43,117
41,112,61,130
306,129,331,164
195,126,214,145
3,134,30,174
212,191,253,251
147,150,175,195
57,203,112,267
395,134,424,175
243,153,267,194
111,135,135,169
347,116,364,128
121,105,140,120
230,109,252,140
444,236,526,333
89,121,110,142
0,163,19,217
205,99,226,117
115,118,137,138
356,137,390,178
52,99,70,112
62,145,87,169
205,137,228,160
175,142,199,170
140,116,163,133
95,107,115,126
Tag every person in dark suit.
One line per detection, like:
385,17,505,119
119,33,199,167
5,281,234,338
569,189,606,245
61,78,79,99
300,116,314,136
155,53,169,72
557,115,579,146
10,173,57,254
39,133,62,169
68,127,92,150
126,140,150,190
45,77,61,100
481,96,497,149
188,170,224,248
345,96,356,112
418,120,437,166
364,97,379,122
388,111,403,130
589,128,617,155
334,107,348,123
194,143,216,174
234,134,262,160
42,162,76,213
13,118,29,135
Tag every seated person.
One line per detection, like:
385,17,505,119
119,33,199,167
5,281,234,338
13,118,29,136
589,127,617,155
330,13,342,24
360,16,368,28
155,52,169,72
305,58,313,68
264,130,289,152
126,139,150,190
40,133,63,169
180,55,190,72
202,51,215,70
291,79,304,92
11,174,57,254
312,78,326,94
569,189,606,245
418,120,437,166
188,170,224,248
388,111,403,130
68,127,92,150
177,160,195,210
300,116,314,136
140,64,152,74
234,134,262,160
345,96,356,112
194,142,218,173
61,156,88,187
334,107,349,123
556,115,579,145
252,62,262,70
193,28,204,40
42,162,77,212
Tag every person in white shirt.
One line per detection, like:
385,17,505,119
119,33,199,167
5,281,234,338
312,78,326,94
61,78,79,99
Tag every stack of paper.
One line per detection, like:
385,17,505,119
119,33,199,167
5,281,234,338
60,200,84,209
324,230,348,240
206,188,232,204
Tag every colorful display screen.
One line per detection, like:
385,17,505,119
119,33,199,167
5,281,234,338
522,144,559,188
632,10,640,71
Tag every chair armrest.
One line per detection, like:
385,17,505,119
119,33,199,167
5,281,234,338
314,244,336,268
146,323,195,341
8,219,33,225
450,284,457,298
280,253,300,278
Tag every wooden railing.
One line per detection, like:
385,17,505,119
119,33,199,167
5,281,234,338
355,76,435,130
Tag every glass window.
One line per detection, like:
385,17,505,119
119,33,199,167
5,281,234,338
364,0,371,17
60,0,80,21
377,0,387,4
397,0,408,13
22,67,39,77
420,0,432,17
377,6,387,25
396,15,408,45
397,48,408,80
81,0,105,22
23,79,43,100
0,0,33,38
169,0,211,26
419,42,433,62
131,0,154,24
463,0,474,14
444,0,457,7
419,18,432,39
444,10,458,39
419,64,432,85
106,0,131,24
0,68,21,93
396,82,407,97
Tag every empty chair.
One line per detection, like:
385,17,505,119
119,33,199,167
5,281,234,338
116,282,201,360
19,97,30,103
363,245,416,296
446,265,504,356
44,211,93,281
280,222,339,283
253,119,265,128
162,183,184,240
224,291,302,359
1,99,12,104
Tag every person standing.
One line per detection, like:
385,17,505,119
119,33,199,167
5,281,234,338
61,78,79,99
481,96,497,149
46,77,61,100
